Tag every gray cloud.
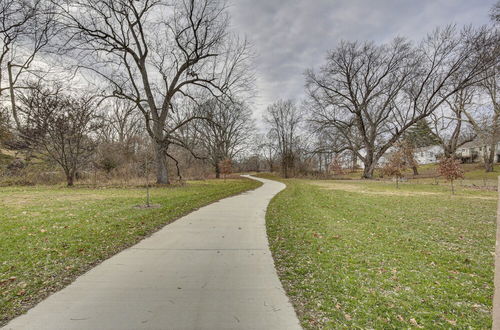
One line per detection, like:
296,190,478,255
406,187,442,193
228,0,496,126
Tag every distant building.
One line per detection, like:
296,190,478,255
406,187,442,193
413,145,443,165
358,140,500,168
456,141,500,163
413,140,500,165
321,139,500,171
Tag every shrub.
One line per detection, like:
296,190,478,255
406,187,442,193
437,157,464,194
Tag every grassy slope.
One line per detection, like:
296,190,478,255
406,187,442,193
259,174,497,329
0,178,261,325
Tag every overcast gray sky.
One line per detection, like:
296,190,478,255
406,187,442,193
228,0,496,124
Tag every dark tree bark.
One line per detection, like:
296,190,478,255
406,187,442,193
154,142,170,184
412,165,419,176
485,144,496,172
215,161,221,179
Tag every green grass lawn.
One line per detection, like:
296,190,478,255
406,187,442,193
0,178,261,325
258,174,497,328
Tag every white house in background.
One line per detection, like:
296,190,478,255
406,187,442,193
412,140,500,165
343,139,499,169
413,145,443,165
456,140,500,163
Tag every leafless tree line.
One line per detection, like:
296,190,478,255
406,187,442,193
0,0,255,186
0,0,498,184
256,9,499,179
193,98,253,178
263,100,304,178
306,25,498,178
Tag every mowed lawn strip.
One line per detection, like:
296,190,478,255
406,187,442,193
0,178,261,325
258,174,496,329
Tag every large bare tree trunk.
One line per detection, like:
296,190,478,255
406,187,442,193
66,175,74,187
215,162,221,179
282,161,288,178
64,169,75,187
362,149,378,179
154,143,169,184
281,152,294,178
362,159,376,179
485,143,496,172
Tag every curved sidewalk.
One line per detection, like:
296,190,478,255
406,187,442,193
4,175,301,330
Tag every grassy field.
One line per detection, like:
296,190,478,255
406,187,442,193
258,174,497,328
0,178,261,325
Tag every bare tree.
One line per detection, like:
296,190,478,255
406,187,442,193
18,84,101,186
264,100,302,178
464,82,499,172
381,148,407,188
195,98,252,178
91,98,144,176
0,0,55,129
107,99,142,145
15,80,63,155
218,158,232,181
308,123,352,173
54,0,252,184
438,157,464,194
306,26,497,178
429,85,476,158
257,133,277,173
463,25,499,172
328,155,345,176
98,98,143,153
306,38,413,178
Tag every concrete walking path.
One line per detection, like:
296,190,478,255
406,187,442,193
4,175,301,330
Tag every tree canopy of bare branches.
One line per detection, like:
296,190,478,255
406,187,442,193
0,0,56,130
306,25,498,178
429,84,476,158
264,100,303,178
54,0,253,184
194,98,252,178
18,84,101,185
